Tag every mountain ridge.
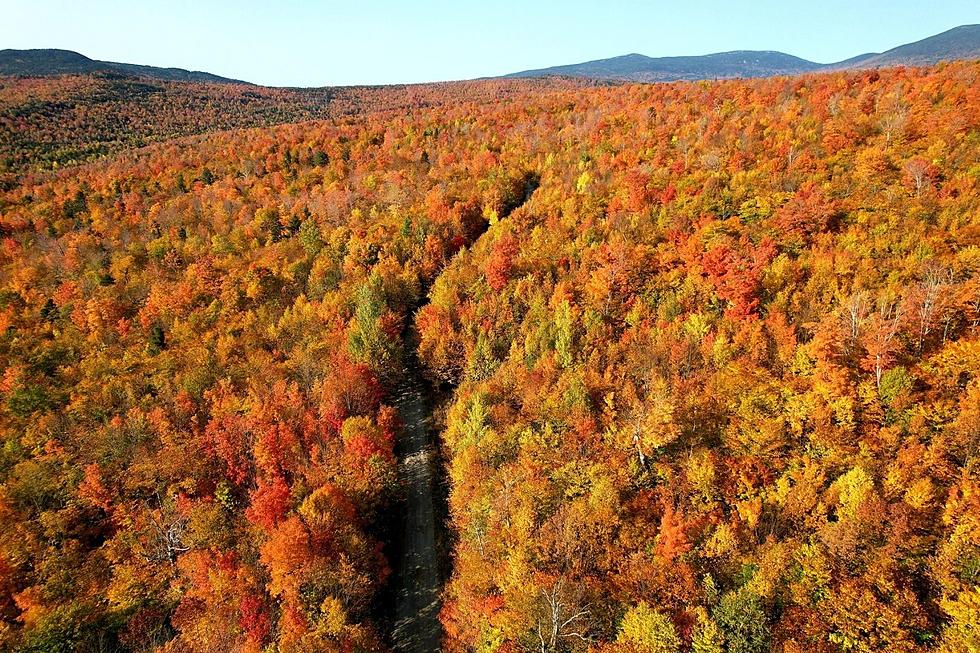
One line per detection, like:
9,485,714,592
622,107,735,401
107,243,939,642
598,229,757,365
2,24,978,87
830,23,980,70
507,24,980,82
505,50,822,82
0,48,248,84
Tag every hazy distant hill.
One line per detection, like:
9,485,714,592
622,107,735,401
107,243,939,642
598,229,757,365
833,24,980,70
4,25,977,89
507,24,980,81
0,48,247,84
506,50,821,82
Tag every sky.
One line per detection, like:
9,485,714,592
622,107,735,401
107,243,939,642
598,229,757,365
1,1,977,86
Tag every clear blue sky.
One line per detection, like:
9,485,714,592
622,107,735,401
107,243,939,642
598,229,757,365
1,1,977,86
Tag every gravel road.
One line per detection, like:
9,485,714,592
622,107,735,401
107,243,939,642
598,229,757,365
391,368,441,653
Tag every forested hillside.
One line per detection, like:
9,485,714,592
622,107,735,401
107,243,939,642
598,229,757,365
0,60,978,653
0,74,595,175
416,63,980,653
0,49,246,84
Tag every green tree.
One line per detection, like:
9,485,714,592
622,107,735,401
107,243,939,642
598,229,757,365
40,298,58,322
713,591,769,653
348,274,400,376
149,324,167,354
310,150,329,166
254,207,282,244
299,217,323,257
466,334,498,382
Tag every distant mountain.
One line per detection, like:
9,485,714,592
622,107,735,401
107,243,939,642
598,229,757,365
0,48,247,84
506,24,980,82
832,24,980,70
506,50,821,82
3,24,978,89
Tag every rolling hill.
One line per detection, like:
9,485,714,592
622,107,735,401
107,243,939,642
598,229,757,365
507,24,980,81
0,74,593,174
0,48,247,84
5,25,978,90
834,23,980,70
505,50,821,82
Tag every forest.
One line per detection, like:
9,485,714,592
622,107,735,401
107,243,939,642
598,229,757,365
0,74,592,175
0,60,978,653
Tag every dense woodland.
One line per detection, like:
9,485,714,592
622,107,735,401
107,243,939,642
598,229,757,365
0,73,593,176
0,60,978,653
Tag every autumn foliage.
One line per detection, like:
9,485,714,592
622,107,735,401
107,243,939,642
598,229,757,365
0,60,978,653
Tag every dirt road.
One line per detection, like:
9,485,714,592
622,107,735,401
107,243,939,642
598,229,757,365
391,366,441,653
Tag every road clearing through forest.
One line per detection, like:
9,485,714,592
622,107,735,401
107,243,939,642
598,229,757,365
390,185,532,651
391,355,441,653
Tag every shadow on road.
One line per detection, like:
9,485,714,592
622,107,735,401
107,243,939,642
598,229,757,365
390,360,442,653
